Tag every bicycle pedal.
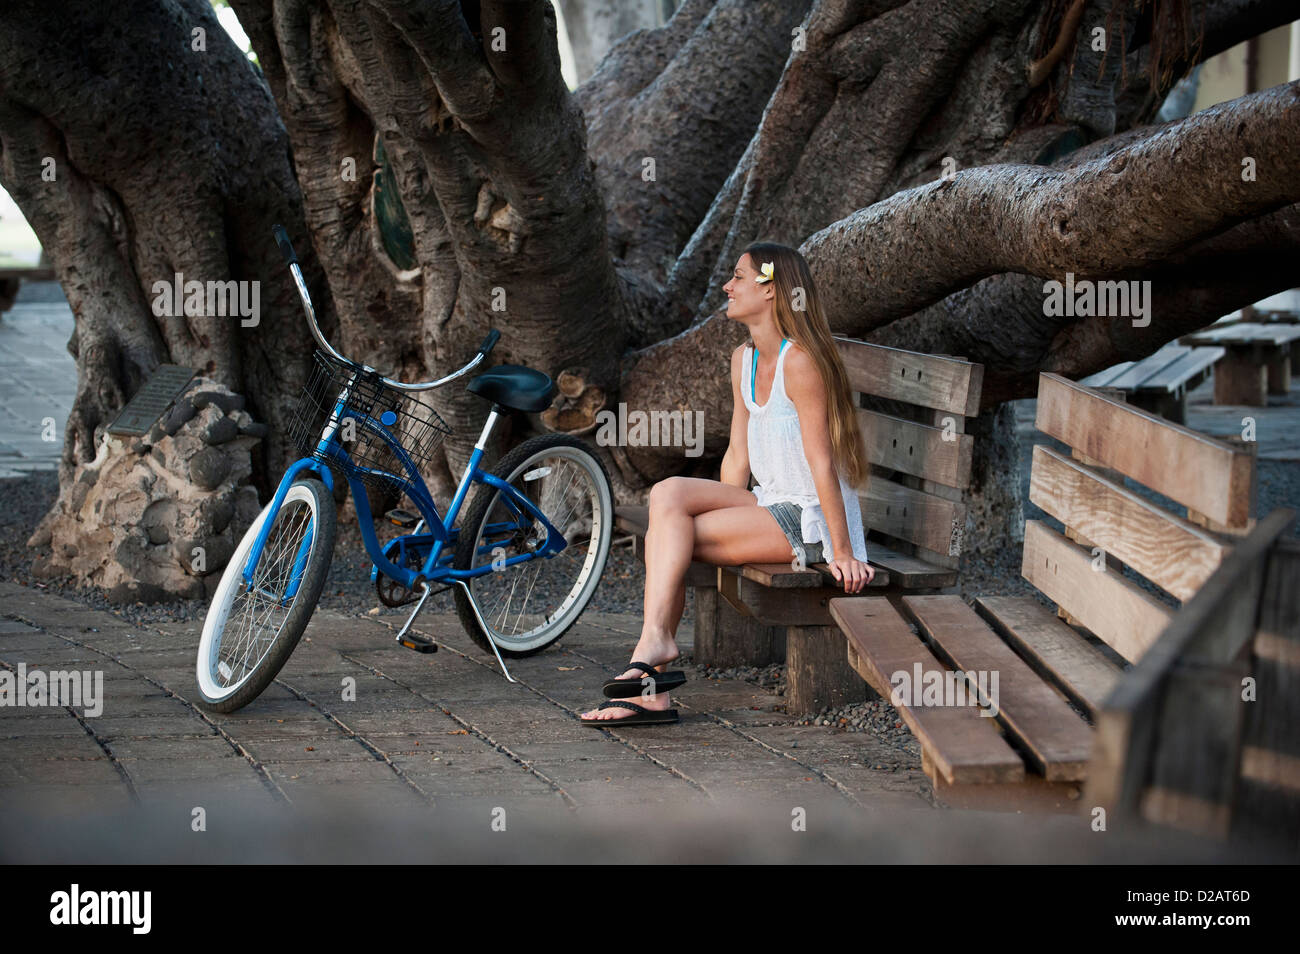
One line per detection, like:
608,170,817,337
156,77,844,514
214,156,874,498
396,631,438,654
386,508,419,528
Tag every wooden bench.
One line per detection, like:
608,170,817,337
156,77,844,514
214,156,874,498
1088,506,1298,843
1180,322,1300,406
1080,340,1224,424
830,372,1259,811
0,264,56,315
615,337,984,715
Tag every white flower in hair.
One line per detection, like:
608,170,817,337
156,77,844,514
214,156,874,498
755,261,775,284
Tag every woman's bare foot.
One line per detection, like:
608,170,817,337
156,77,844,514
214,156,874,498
580,690,673,721
580,630,680,721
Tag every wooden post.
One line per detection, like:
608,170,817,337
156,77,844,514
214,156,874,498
1265,349,1291,395
1213,348,1268,406
785,625,872,715
692,586,786,668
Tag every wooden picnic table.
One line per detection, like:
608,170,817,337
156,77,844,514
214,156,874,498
0,265,56,315
1080,340,1224,423
1180,322,1300,406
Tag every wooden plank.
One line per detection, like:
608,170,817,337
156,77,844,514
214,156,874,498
922,750,1085,812
718,567,888,626
1185,322,1300,346
1021,520,1173,663
0,265,56,280
739,562,825,588
831,596,1025,784
857,407,974,489
1028,445,1230,601
861,476,965,557
1034,372,1254,528
835,337,983,417
973,596,1123,721
1144,662,1245,837
1107,344,1191,390
1079,361,1134,388
1139,346,1225,393
903,595,1095,781
862,542,958,588
614,504,648,536
1085,509,1295,825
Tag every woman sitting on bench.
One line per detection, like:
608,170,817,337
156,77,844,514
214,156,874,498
581,242,873,726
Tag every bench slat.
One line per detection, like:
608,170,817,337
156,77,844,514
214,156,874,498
861,476,965,557
858,407,975,489
1138,347,1225,393
973,596,1123,721
1106,344,1191,390
614,504,648,536
1029,445,1230,601
1022,520,1173,663
862,542,958,588
1080,361,1135,387
1183,322,1300,346
903,595,1095,781
1035,373,1254,528
836,337,982,417
831,596,1025,784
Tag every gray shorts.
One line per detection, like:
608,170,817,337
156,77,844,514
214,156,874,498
762,500,825,567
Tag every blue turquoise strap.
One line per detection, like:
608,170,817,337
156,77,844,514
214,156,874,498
751,339,789,402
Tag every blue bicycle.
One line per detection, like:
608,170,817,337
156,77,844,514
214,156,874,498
194,226,614,712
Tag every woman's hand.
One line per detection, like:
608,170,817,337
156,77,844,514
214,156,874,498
827,556,874,594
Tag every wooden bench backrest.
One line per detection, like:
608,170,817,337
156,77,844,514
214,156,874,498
1087,507,1298,840
833,337,984,568
1025,373,1257,664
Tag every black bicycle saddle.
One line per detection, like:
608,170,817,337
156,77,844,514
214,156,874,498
466,364,557,413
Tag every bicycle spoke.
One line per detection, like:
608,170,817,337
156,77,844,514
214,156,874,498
467,449,606,646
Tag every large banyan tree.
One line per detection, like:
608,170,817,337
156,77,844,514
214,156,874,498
1,0,1298,588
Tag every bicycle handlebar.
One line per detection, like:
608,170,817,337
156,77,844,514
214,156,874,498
272,224,497,392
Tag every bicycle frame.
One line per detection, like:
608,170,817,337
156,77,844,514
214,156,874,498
240,380,568,599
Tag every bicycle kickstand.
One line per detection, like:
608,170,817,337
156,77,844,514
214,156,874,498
451,579,517,684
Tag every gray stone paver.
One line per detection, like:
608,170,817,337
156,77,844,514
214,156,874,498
0,289,76,476
0,579,937,824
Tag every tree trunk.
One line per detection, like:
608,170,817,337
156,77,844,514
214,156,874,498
5,0,1300,596
0,0,322,510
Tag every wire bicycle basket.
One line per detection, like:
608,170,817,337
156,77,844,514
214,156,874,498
288,350,452,492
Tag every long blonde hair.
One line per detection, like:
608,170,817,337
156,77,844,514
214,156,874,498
744,241,869,489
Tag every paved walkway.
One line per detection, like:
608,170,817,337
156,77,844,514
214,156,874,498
9,582,1266,863
0,283,75,477
0,580,930,805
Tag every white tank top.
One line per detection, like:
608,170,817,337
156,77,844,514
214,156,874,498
743,341,869,563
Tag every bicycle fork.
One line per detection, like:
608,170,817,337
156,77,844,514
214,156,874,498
392,405,517,683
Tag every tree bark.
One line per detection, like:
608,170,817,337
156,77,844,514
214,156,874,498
5,0,1300,595
0,0,321,507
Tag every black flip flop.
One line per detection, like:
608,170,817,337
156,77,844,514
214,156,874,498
581,700,679,727
602,660,687,698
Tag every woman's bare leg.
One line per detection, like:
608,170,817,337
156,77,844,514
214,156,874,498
582,479,793,721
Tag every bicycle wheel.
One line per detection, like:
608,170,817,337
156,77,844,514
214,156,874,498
453,434,613,657
195,478,337,712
